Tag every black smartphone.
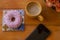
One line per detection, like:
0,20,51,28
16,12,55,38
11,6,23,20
26,24,51,40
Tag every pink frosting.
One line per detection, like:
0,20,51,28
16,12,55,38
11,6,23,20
4,10,22,28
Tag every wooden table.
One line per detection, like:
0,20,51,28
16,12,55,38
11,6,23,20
0,0,60,40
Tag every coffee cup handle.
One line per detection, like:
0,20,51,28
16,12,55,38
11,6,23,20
37,15,44,21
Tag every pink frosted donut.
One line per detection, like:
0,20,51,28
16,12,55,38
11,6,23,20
4,10,22,28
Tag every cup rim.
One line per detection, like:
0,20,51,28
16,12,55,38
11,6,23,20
25,1,42,17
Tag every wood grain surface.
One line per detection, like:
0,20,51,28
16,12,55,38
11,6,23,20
0,0,60,40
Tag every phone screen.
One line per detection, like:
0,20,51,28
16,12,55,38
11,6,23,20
26,24,51,40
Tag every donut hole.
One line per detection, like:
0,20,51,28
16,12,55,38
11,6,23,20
11,17,15,22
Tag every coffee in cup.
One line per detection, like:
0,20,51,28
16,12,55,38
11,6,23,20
25,1,44,21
